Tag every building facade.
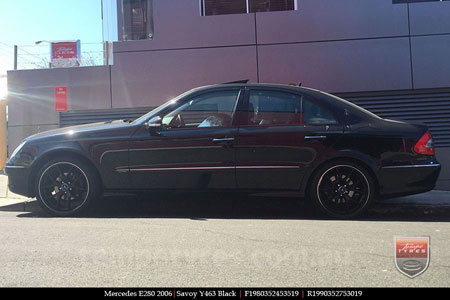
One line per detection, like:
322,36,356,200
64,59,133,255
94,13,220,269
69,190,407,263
7,0,450,189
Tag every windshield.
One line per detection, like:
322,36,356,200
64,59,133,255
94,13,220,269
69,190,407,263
131,90,193,124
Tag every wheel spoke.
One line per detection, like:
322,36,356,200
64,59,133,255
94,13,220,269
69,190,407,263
55,191,63,209
71,173,82,185
65,165,74,178
67,192,73,210
343,194,352,203
325,191,335,202
41,184,56,190
73,186,87,192
352,176,365,187
346,169,355,183
55,164,65,179
334,168,343,182
48,171,59,185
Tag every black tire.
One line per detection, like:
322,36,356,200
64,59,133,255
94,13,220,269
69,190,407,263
35,156,101,217
308,160,375,219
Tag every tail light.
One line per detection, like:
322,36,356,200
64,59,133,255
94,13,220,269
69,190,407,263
414,130,435,156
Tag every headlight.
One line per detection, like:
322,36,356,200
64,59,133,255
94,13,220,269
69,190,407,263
10,141,26,159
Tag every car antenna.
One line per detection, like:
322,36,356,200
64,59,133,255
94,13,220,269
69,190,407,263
222,79,249,84
298,82,302,87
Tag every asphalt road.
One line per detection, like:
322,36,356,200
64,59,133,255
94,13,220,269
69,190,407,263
0,193,449,287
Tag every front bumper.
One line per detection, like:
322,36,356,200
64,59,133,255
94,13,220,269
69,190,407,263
4,165,33,198
378,163,441,198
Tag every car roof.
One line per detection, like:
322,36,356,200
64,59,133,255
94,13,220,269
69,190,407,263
191,83,320,94
191,83,340,104
190,83,380,121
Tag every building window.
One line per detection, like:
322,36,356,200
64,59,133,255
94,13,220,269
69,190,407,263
249,0,296,13
201,0,296,16
393,0,449,3
122,0,154,40
201,0,247,16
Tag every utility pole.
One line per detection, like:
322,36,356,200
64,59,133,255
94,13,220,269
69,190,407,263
13,45,18,70
104,41,109,65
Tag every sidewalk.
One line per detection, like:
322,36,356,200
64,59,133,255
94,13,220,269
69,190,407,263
0,173,8,198
0,173,29,200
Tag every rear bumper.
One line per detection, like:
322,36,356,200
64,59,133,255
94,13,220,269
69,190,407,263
4,166,33,198
378,163,441,198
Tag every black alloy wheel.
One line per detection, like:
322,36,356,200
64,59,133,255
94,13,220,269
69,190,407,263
310,161,374,219
35,157,100,216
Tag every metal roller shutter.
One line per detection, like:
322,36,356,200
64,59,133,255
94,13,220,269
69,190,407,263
59,89,450,148
335,89,450,148
59,107,153,127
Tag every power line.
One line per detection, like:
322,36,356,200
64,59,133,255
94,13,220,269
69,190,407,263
0,42,46,62
0,42,12,47
0,44,13,53
0,49,12,57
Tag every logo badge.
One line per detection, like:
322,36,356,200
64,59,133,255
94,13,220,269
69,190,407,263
394,236,430,278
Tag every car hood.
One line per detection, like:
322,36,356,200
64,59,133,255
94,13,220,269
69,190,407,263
25,120,133,142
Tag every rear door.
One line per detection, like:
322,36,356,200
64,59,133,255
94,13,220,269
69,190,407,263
235,88,343,190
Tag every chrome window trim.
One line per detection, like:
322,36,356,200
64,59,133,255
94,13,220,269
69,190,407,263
382,164,441,169
116,165,300,173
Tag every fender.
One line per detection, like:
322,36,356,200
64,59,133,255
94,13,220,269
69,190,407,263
299,149,381,194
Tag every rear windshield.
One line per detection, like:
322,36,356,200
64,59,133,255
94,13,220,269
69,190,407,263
320,91,382,120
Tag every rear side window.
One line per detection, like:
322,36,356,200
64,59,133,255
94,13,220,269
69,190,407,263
248,90,302,126
303,98,337,125
247,90,337,126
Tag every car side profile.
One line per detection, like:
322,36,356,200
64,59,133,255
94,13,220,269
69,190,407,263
5,83,441,218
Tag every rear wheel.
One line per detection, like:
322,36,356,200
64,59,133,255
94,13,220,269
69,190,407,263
309,161,374,219
35,157,101,217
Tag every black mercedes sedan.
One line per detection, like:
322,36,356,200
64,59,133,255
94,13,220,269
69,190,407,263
5,83,441,218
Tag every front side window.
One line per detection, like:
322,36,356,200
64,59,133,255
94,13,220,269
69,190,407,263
122,0,154,40
247,90,337,126
162,90,240,129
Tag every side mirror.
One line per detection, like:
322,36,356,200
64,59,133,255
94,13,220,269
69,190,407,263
145,116,163,135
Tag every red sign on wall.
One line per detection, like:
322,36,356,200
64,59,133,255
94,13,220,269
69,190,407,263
50,40,80,68
51,42,78,60
55,87,68,112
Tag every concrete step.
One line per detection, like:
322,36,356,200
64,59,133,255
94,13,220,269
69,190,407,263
377,190,450,206
0,174,29,200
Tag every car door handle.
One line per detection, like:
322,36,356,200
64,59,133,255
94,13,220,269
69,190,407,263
213,137,235,143
304,135,327,140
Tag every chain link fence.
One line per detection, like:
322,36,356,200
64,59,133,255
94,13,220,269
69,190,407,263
14,42,109,70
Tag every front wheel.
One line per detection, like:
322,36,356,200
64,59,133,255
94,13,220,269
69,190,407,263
35,157,101,217
309,161,375,219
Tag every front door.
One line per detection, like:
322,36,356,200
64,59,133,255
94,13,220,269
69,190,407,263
129,89,243,190
236,88,343,190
